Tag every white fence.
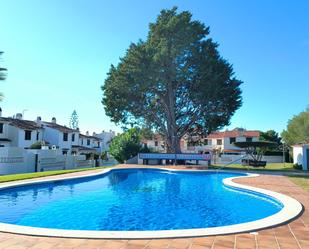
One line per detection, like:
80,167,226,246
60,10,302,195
0,147,95,175
214,154,284,164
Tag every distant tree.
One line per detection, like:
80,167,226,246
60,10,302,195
109,128,142,163
69,110,79,129
0,51,7,101
102,7,242,153
140,127,154,140
260,130,282,150
282,108,309,145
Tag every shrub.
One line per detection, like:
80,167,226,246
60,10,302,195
293,163,303,170
29,141,42,149
109,128,142,163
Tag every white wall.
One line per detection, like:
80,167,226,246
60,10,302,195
17,129,42,148
293,146,303,165
0,148,95,175
43,126,73,153
43,126,59,147
0,122,10,140
293,146,309,170
216,154,284,164
0,147,35,175
95,131,116,151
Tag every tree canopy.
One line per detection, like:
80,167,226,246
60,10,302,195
0,51,7,101
282,108,309,145
109,128,143,163
260,130,282,150
102,7,242,153
69,110,79,129
0,52,6,81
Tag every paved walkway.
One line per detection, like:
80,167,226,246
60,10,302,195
0,165,309,249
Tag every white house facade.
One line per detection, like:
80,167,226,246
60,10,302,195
292,144,309,170
0,115,43,149
94,130,116,152
185,128,260,154
42,118,78,154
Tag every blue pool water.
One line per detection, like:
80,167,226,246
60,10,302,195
0,169,283,231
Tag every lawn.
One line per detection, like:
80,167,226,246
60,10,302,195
209,163,297,172
0,166,111,183
288,176,309,191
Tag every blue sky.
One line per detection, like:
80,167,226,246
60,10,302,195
0,0,308,135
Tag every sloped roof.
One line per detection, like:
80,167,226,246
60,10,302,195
0,117,42,130
43,122,77,133
207,129,260,139
80,134,102,141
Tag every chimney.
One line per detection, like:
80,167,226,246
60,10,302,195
16,113,23,120
0,107,2,117
93,132,96,136
86,131,89,136
36,116,42,124
51,117,56,124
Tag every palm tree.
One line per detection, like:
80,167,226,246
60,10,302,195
0,51,7,101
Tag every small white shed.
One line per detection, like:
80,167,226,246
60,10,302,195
292,144,309,170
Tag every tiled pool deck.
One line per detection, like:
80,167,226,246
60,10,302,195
0,165,309,249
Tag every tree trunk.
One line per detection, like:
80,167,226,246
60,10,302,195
166,134,181,153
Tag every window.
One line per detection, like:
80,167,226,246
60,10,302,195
0,123,3,134
206,139,212,146
97,141,100,147
154,141,158,146
217,139,222,145
72,133,75,142
36,132,39,141
81,139,84,145
87,139,90,146
229,137,236,144
246,137,253,142
63,133,68,141
25,130,31,140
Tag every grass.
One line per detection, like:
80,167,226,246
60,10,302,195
209,163,297,172
288,176,309,191
0,166,112,183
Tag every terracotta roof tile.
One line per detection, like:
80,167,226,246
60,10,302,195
207,129,260,139
43,122,76,133
79,134,102,141
0,117,42,130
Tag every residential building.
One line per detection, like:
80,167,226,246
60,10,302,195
94,130,116,152
42,117,78,155
141,133,166,152
141,128,260,154
0,109,104,155
75,132,102,154
0,114,43,148
185,128,260,154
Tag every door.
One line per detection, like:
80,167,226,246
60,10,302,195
306,148,309,171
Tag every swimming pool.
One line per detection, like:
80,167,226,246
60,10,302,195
0,168,302,238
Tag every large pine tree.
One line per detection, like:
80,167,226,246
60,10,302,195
102,7,242,153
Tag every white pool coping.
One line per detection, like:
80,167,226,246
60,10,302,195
0,167,303,239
